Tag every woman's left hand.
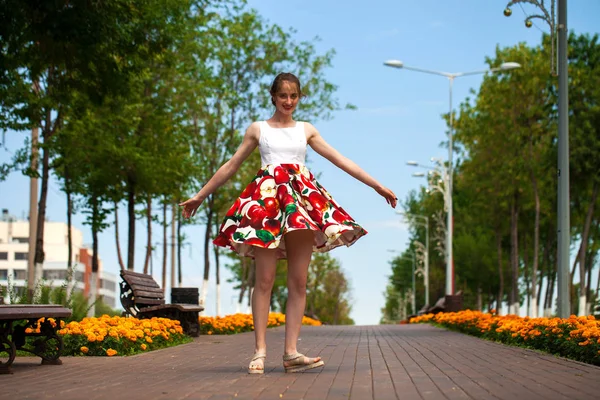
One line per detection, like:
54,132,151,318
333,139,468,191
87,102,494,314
375,186,398,208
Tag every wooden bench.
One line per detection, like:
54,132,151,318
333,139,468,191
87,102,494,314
0,304,72,374
119,270,203,337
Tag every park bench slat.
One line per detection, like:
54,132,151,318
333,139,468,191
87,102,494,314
0,305,71,320
140,304,204,313
120,270,203,337
123,275,161,288
0,305,71,373
132,287,165,297
133,297,165,305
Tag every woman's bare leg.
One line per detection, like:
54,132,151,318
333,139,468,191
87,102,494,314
249,247,277,371
283,229,321,367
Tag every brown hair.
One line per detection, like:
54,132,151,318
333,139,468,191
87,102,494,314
270,72,304,106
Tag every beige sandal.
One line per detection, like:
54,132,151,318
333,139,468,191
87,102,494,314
283,352,324,373
248,352,266,374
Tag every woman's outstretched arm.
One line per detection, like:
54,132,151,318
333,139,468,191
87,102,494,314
306,122,398,208
180,122,260,218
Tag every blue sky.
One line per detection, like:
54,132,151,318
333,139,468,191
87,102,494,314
1,1,599,325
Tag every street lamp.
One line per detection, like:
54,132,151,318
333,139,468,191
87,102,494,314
387,249,416,315
397,212,429,307
385,60,521,295
501,0,570,320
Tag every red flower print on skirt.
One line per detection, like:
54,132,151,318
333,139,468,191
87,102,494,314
213,163,367,259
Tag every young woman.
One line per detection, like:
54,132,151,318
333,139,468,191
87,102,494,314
180,72,397,374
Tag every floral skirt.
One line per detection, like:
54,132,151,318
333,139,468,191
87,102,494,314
213,163,367,259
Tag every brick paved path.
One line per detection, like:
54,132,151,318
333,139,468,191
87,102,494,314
1,324,599,400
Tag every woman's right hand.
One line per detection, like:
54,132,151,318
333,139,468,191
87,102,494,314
179,195,204,219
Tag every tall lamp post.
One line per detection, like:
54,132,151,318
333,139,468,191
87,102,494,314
502,0,570,321
397,212,429,307
384,60,521,295
387,250,416,315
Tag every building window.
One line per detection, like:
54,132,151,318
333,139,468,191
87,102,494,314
74,271,84,283
0,252,7,260
14,252,28,261
101,279,116,291
13,237,28,243
14,270,27,280
43,270,67,281
0,270,7,280
102,296,116,308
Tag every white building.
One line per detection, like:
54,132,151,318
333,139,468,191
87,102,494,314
0,209,117,307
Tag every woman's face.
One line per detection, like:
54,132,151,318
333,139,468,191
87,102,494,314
273,80,300,115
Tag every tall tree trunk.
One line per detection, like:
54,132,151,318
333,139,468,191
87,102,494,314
495,229,504,315
143,195,152,274
213,219,221,316
247,260,256,313
530,169,540,318
177,210,183,286
509,192,520,315
88,195,100,317
171,204,176,289
537,239,549,313
577,182,598,315
201,195,215,308
546,261,557,316
127,176,136,271
586,249,594,315
33,128,51,289
523,236,530,315
65,167,74,296
238,258,248,313
162,201,167,293
114,201,125,270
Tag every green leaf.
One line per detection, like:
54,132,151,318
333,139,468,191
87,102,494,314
302,189,309,194
285,204,297,214
255,230,275,243
324,212,329,219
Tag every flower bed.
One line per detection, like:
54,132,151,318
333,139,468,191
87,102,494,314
409,310,600,366
56,315,190,357
198,312,321,335
23,312,322,357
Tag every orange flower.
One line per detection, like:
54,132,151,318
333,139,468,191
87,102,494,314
106,349,117,357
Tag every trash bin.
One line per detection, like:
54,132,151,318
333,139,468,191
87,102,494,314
444,294,463,312
171,287,199,305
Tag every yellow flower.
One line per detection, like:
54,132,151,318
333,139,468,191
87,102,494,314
80,346,89,354
106,349,117,357
141,344,147,351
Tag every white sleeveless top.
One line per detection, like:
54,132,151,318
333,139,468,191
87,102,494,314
258,121,307,166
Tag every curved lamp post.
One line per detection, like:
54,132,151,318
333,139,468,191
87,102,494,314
385,61,520,295
502,0,570,320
